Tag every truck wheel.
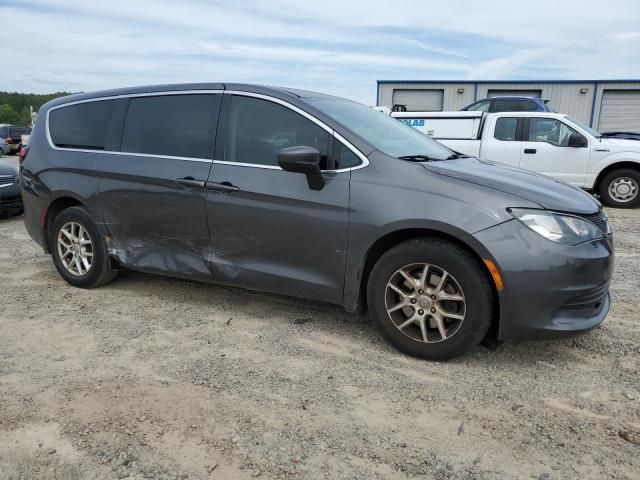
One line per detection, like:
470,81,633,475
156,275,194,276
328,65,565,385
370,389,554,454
599,169,640,208
50,206,118,288
367,238,493,361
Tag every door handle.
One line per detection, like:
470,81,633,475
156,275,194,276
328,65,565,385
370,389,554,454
206,181,240,193
524,148,537,154
176,177,206,188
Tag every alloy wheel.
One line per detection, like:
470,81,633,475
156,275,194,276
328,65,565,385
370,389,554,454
385,263,466,343
57,221,94,276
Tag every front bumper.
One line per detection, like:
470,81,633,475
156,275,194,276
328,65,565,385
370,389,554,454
0,200,23,217
474,219,613,341
0,178,23,215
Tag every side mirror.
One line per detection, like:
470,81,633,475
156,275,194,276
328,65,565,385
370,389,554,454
277,146,325,190
568,133,587,148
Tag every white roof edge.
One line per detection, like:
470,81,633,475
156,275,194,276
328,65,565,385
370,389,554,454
390,111,483,118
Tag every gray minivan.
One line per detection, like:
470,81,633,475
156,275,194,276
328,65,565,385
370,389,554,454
20,84,614,360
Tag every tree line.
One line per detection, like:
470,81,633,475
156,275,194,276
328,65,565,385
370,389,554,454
0,91,72,125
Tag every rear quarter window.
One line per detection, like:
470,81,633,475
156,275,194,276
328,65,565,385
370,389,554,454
12,126,31,136
49,99,122,150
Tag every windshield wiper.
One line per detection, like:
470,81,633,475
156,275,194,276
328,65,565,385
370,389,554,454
398,154,434,161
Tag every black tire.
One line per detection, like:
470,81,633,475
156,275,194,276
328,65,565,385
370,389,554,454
367,238,493,361
50,206,117,288
599,169,640,208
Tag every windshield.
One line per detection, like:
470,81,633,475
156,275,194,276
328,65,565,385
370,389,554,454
564,115,601,138
306,98,454,160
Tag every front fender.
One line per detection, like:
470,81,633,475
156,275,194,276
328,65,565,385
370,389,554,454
341,152,534,312
587,151,640,187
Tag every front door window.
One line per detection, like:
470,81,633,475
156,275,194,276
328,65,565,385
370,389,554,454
527,118,578,147
225,96,330,168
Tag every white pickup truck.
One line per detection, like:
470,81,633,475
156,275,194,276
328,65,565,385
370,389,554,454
391,111,640,208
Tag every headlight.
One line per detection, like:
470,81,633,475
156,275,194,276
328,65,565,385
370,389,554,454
509,208,604,245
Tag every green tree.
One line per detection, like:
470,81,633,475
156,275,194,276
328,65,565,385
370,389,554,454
18,106,31,125
0,91,73,125
0,104,19,124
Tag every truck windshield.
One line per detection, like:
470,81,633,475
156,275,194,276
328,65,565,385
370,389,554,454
564,115,601,138
306,98,454,160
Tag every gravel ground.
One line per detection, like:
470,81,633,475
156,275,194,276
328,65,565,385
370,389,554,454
0,155,639,480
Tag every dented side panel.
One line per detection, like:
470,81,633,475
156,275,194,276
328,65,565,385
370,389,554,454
205,163,350,305
96,155,214,279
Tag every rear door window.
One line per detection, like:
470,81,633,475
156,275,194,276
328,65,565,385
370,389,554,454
49,99,123,150
494,117,519,141
121,94,220,159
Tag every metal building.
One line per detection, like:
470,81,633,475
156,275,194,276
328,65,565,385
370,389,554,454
376,80,640,131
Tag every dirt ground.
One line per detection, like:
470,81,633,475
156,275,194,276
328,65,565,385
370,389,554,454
0,155,639,480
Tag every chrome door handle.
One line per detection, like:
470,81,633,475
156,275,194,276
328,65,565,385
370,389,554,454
206,181,240,193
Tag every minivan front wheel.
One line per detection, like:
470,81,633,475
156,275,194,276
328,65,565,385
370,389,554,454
50,206,117,288
368,238,493,360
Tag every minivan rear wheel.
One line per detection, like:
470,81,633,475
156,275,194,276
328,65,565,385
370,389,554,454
367,238,493,360
50,206,117,288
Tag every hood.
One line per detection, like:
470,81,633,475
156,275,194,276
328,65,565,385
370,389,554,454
422,157,600,214
601,137,640,149
0,161,18,176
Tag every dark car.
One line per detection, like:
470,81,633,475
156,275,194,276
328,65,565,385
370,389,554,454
20,84,613,360
0,160,22,217
462,96,551,113
0,125,32,155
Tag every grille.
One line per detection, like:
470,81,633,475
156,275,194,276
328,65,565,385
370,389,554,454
0,175,14,187
1,192,21,202
561,285,609,311
578,209,611,235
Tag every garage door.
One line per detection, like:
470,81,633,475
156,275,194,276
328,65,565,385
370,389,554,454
487,89,542,98
392,89,444,111
598,90,640,132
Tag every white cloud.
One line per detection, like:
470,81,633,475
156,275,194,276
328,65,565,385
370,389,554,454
0,0,638,103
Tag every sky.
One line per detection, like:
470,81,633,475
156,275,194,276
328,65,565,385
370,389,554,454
1,0,639,104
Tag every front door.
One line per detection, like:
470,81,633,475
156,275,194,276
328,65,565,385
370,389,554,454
97,93,222,279
519,117,589,186
205,94,354,304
